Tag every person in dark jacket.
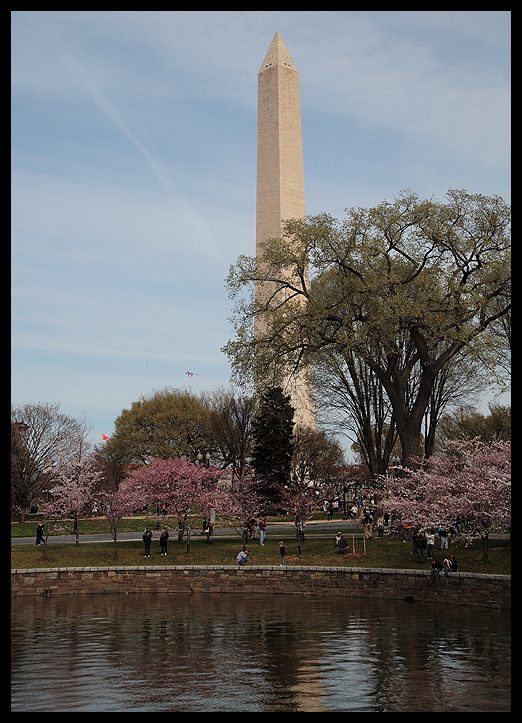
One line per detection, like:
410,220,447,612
160,528,169,555
143,528,152,557
35,521,45,545
336,535,348,554
429,558,444,583
412,531,427,563
279,542,286,566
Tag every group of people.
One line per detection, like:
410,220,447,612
429,555,458,582
242,517,267,545
401,525,459,583
142,527,169,557
38,517,460,582
405,526,455,561
350,508,390,540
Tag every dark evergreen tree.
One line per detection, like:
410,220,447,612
251,386,295,505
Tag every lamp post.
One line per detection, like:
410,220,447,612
197,451,211,466
197,452,214,533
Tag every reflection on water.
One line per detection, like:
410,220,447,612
11,593,510,712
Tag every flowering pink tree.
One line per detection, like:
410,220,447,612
374,439,510,561
40,454,102,555
100,487,146,559
279,481,318,550
215,476,266,549
125,458,223,546
37,501,68,562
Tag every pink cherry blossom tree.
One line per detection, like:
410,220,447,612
215,475,266,549
125,457,223,547
40,454,102,556
373,439,510,561
100,487,146,559
279,480,318,553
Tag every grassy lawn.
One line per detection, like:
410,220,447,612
11,533,510,575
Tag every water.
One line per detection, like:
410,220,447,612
11,593,510,712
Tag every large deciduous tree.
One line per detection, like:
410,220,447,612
223,189,510,468
204,386,255,483
11,402,93,522
112,388,212,464
47,454,102,546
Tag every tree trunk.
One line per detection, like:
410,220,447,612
370,351,436,469
482,532,489,562
42,534,50,561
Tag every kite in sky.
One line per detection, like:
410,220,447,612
184,371,198,377
102,434,109,441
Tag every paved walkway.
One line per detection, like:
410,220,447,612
11,519,358,546
12,519,509,547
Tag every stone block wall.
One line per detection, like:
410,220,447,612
11,565,510,610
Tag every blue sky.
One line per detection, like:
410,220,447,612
11,11,511,448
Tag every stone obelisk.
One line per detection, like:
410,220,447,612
255,31,316,429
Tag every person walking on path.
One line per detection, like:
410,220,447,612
279,542,286,566
205,522,213,544
143,528,152,557
160,527,169,555
35,521,45,545
259,518,266,546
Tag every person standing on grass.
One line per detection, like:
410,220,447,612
205,522,213,544
426,530,435,560
259,518,266,546
160,527,169,555
143,528,152,558
279,542,286,566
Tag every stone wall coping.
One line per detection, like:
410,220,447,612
11,565,510,581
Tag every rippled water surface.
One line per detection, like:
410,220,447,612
12,593,510,712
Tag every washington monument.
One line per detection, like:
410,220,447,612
255,31,316,429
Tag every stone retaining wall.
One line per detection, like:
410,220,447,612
11,566,510,610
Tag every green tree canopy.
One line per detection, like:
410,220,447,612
112,388,212,464
437,402,511,446
224,189,510,467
